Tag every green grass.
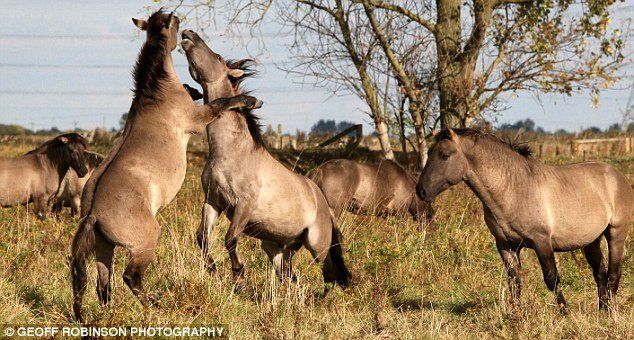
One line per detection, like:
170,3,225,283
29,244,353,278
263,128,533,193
0,145,632,339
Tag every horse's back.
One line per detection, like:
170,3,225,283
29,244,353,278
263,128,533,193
356,160,414,213
308,159,360,216
0,155,44,205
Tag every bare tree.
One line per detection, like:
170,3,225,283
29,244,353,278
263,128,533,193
159,0,629,166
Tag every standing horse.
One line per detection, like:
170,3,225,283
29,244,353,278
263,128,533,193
70,10,263,322
181,29,351,288
0,133,88,220
308,159,434,230
417,128,633,311
52,151,104,216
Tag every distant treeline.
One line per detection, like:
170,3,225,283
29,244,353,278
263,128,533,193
498,118,633,136
0,124,116,136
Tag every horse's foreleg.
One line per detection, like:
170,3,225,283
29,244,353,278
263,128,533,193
33,196,48,221
225,203,251,283
534,240,567,313
197,202,218,272
604,225,627,309
70,196,81,217
582,236,608,310
497,244,522,303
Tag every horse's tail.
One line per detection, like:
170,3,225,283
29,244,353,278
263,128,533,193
329,215,351,288
70,215,97,323
307,164,327,186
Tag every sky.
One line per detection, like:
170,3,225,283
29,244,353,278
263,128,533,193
0,0,632,134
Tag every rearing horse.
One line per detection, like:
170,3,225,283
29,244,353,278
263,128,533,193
181,29,351,289
70,10,262,322
417,128,632,311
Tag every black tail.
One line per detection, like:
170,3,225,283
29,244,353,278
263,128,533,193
70,215,97,323
329,218,351,288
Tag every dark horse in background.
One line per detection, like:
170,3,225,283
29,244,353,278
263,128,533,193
309,159,434,230
417,128,633,311
0,133,88,220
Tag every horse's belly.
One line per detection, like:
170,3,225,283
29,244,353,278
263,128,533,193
0,176,32,206
551,218,608,251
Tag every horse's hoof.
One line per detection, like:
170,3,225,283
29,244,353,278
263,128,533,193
206,262,217,272
232,279,247,294
558,303,569,315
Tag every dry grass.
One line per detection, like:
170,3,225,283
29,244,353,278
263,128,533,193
0,144,632,339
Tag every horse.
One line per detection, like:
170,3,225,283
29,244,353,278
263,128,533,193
417,128,633,311
70,10,263,322
52,151,104,216
308,159,434,230
181,29,351,289
0,133,88,220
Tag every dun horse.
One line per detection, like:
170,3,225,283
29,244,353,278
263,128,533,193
70,10,263,322
0,133,88,220
52,151,104,216
181,29,351,288
308,159,434,230
417,128,633,311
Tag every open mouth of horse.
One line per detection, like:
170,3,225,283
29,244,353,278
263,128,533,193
181,30,196,50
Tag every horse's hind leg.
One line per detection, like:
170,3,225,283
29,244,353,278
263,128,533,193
95,233,115,306
261,241,300,282
197,202,218,271
604,224,627,308
261,240,294,282
122,219,159,307
534,239,568,313
582,236,608,310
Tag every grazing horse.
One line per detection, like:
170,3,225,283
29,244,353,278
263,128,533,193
308,159,434,230
52,151,104,216
0,133,88,220
417,128,633,311
70,10,263,322
181,29,351,288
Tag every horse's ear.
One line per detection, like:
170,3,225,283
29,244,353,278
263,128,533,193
132,18,148,31
165,12,174,29
447,128,459,142
59,136,69,144
227,68,245,78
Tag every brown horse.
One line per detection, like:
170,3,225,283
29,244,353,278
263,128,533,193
181,29,351,289
70,10,263,322
0,133,88,220
52,151,104,216
308,159,434,229
417,128,633,311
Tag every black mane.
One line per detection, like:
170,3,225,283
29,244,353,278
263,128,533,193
132,10,172,101
226,59,266,149
26,133,87,165
436,128,533,158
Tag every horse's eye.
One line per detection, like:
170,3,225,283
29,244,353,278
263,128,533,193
441,154,450,161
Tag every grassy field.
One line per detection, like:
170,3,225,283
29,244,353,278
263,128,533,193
0,141,632,339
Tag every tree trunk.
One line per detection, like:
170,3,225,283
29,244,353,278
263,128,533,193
436,0,468,129
374,117,395,160
415,123,428,169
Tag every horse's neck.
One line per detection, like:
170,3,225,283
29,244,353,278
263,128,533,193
463,144,531,218
39,153,68,188
206,113,258,157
